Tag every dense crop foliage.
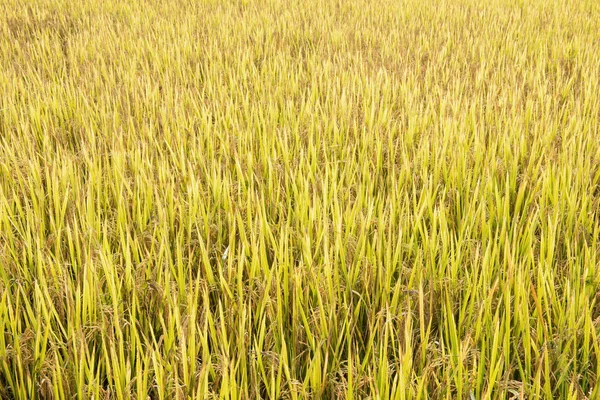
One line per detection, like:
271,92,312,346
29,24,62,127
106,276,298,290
1,0,600,398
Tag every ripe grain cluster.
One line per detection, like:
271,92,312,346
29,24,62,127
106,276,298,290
1,0,600,398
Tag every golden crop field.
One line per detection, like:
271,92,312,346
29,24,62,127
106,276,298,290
1,0,600,398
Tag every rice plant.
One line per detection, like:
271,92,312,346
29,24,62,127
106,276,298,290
1,0,600,398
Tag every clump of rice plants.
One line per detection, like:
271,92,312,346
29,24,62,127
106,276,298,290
1,0,599,398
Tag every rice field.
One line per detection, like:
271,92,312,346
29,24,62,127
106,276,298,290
1,0,600,398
